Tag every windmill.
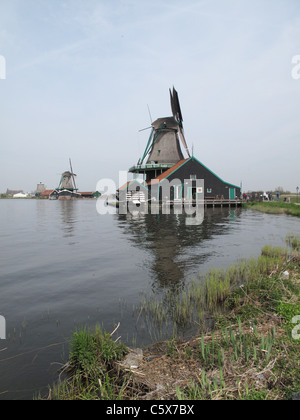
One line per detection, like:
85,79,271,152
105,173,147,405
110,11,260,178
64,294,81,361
138,87,190,166
51,159,81,200
130,87,191,183
57,159,78,191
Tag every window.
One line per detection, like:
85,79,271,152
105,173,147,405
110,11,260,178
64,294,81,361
175,185,182,200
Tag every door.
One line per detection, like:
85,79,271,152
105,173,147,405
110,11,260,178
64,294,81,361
229,188,235,199
188,187,203,200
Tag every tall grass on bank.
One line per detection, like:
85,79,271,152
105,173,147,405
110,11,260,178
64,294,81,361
137,247,289,340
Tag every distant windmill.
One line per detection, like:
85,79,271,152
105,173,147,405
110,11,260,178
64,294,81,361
51,159,81,200
57,159,78,191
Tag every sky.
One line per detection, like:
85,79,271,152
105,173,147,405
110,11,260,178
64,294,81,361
0,0,300,193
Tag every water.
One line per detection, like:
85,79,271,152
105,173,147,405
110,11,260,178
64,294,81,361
0,199,299,399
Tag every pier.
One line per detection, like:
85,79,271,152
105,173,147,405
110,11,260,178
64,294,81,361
115,198,243,210
203,198,243,208
161,198,243,208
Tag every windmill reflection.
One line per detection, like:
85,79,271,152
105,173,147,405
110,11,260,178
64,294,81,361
59,200,77,239
117,207,241,292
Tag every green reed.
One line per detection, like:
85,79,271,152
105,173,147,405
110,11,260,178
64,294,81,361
285,234,300,252
197,323,276,370
137,246,289,341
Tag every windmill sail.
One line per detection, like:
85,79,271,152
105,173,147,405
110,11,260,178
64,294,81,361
170,87,190,158
69,158,78,191
169,88,176,119
178,126,190,158
171,87,183,124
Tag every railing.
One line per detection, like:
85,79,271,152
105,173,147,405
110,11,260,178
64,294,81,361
129,163,174,172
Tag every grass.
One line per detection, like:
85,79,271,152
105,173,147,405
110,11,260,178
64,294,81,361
45,237,300,400
244,201,300,217
173,256,300,400
45,326,130,400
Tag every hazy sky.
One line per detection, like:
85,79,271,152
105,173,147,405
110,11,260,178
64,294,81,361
0,0,299,193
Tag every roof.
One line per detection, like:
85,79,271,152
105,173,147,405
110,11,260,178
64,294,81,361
147,159,189,185
118,182,131,192
147,156,241,189
40,190,54,196
6,189,24,195
118,180,148,191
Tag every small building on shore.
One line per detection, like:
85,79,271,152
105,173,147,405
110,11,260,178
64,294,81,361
79,191,102,199
147,156,240,202
13,192,28,198
40,190,54,199
6,189,24,197
39,189,101,199
36,183,46,196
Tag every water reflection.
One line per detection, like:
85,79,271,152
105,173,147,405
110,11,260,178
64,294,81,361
59,201,77,240
36,200,47,229
117,207,243,292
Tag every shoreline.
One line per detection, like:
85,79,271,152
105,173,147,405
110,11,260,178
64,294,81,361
243,201,300,217
44,238,300,401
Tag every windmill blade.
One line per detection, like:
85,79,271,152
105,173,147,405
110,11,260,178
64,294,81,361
169,88,176,118
170,87,190,157
58,175,63,189
69,158,78,190
178,126,191,158
172,87,183,123
69,158,73,173
138,126,152,132
147,104,153,123
140,128,154,164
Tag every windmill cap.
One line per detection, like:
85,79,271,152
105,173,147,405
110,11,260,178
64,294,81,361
62,171,76,176
152,117,178,130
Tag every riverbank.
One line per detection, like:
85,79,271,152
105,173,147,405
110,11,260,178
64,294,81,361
244,201,300,217
45,238,300,401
